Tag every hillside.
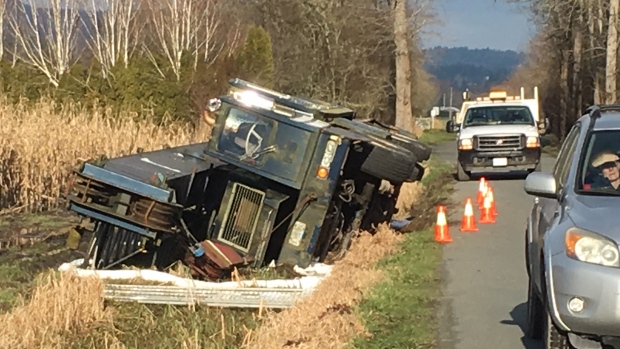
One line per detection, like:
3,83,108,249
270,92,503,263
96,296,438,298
423,46,527,101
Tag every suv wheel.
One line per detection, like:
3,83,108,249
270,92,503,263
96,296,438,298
526,276,544,339
543,305,571,349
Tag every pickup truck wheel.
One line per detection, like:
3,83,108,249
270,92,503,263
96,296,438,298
359,138,417,184
543,305,571,349
456,162,471,181
526,276,544,339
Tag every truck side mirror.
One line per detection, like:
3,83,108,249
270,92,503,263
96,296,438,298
446,120,460,133
538,117,551,135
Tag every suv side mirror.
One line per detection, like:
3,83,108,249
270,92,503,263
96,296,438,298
524,172,557,199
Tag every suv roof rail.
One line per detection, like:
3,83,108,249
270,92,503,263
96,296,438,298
585,105,602,134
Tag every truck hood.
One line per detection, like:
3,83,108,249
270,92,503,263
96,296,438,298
566,194,620,242
459,124,539,138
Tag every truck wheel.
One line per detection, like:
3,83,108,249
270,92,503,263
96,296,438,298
456,162,471,181
363,119,432,162
388,133,432,162
334,118,432,162
407,162,426,182
359,138,417,184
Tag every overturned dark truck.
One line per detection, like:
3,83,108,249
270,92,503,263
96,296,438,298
63,79,432,281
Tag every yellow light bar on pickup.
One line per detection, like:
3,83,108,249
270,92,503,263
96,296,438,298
489,91,508,100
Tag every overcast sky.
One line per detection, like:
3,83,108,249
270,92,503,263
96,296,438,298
421,0,536,52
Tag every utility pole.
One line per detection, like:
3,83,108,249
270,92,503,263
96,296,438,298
449,87,454,122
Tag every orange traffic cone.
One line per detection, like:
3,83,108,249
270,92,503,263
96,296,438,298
479,194,496,224
487,186,498,217
460,198,479,232
434,205,453,243
477,177,487,207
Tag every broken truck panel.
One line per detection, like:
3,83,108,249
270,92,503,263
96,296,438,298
63,78,432,281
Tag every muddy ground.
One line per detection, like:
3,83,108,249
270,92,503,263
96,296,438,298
0,210,92,312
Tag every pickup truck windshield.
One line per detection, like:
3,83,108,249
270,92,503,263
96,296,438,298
463,105,535,128
579,130,620,196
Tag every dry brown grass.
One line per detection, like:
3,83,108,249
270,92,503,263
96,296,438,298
241,224,405,349
395,181,424,220
0,271,110,349
0,97,204,213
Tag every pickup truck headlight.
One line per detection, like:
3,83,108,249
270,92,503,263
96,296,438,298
565,227,620,267
526,136,540,148
458,138,473,150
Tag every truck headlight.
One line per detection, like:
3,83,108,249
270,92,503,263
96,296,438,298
458,138,473,150
526,136,540,148
565,228,620,267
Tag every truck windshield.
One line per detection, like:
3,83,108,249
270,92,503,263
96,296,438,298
216,106,275,164
578,130,620,196
463,105,535,128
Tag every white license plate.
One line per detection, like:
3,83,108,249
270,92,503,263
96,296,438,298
492,157,508,167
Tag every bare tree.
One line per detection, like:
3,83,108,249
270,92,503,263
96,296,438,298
81,0,141,79
606,0,619,103
0,0,6,60
392,0,414,132
8,0,80,87
145,0,221,80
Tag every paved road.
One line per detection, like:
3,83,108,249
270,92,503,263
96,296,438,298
434,141,556,349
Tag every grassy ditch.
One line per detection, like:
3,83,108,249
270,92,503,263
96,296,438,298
418,129,456,146
350,157,455,349
0,159,454,349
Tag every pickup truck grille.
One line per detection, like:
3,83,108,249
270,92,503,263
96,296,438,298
475,135,522,151
217,183,265,253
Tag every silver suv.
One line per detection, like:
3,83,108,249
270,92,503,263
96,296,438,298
524,105,620,349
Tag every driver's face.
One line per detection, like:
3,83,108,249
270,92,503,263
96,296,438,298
601,161,620,182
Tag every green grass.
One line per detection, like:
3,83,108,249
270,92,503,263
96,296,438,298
350,159,455,349
351,230,442,349
419,129,456,145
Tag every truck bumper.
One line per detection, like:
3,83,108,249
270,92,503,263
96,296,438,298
458,147,541,171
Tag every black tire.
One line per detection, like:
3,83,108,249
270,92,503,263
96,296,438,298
408,162,426,182
543,306,571,349
359,137,417,184
332,118,432,163
526,276,544,340
456,162,471,181
388,133,432,162
363,119,433,162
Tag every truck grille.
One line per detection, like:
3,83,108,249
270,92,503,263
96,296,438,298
218,183,265,253
475,135,522,151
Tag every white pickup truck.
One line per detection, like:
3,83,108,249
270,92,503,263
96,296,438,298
446,88,550,181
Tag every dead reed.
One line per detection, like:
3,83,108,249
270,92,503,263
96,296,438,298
0,97,204,213
0,271,110,349
240,224,405,349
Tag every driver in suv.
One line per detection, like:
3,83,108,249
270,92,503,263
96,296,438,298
523,106,620,349
590,151,620,190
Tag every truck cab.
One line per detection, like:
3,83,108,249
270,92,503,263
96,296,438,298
451,87,549,181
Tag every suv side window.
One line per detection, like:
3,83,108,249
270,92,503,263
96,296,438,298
553,124,581,187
